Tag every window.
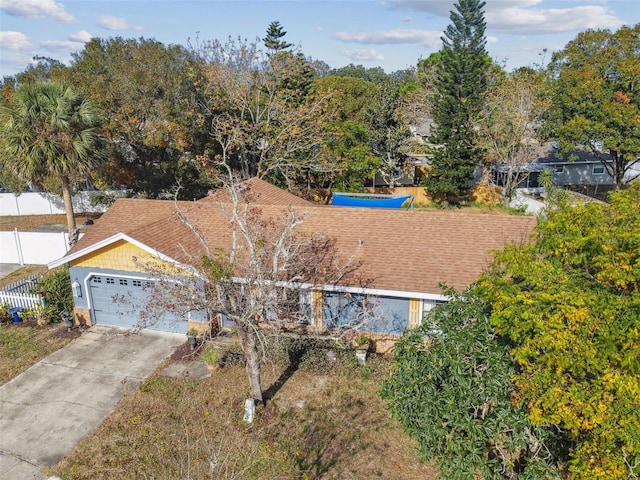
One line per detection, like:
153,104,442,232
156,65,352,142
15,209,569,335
132,280,142,287
322,293,409,334
421,299,447,336
263,287,311,324
554,165,564,173
119,279,128,286
106,278,115,284
593,165,605,175
92,276,102,284
422,299,446,315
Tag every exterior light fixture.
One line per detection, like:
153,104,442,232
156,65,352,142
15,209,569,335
72,280,82,298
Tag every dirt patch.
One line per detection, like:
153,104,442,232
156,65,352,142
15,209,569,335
7,317,82,340
167,340,195,362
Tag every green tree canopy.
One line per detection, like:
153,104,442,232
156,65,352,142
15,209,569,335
311,75,378,191
65,37,210,199
423,0,490,204
545,24,640,188
329,64,389,84
0,80,104,237
366,78,414,187
480,183,640,479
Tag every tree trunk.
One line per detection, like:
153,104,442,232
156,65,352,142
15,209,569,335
238,325,263,405
61,175,77,238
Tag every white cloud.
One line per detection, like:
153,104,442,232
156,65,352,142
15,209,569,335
97,15,143,31
487,6,624,34
69,30,92,42
0,31,32,51
41,30,91,53
334,29,441,47
41,39,85,52
487,36,498,44
341,48,385,62
0,0,75,23
390,0,625,35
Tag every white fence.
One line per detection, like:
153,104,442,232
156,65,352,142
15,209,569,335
0,229,75,265
0,274,45,309
0,190,126,216
0,291,44,309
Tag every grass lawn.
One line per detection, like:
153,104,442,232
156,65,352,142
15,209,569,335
46,343,438,479
0,213,101,232
0,319,80,385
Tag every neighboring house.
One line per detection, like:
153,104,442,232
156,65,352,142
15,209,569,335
48,178,536,344
492,143,626,190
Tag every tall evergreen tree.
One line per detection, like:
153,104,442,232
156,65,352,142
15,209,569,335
263,21,293,54
424,0,489,204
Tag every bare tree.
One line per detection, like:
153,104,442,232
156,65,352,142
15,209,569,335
137,168,362,409
192,36,336,197
475,68,548,206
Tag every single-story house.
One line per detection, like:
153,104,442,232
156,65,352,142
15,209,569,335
49,178,536,344
492,143,636,189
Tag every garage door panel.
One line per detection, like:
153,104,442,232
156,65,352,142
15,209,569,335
89,275,188,333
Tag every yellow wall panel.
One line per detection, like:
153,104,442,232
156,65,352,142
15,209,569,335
312,290,323,329
71,240,158,272
409,298,421,328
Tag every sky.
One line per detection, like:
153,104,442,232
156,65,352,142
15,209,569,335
0,0,638,78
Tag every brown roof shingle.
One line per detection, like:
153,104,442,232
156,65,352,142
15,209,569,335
71,196,536,296
198,177,313,207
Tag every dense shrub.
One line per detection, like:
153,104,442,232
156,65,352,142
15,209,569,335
36,266,73,320
381,289,563,479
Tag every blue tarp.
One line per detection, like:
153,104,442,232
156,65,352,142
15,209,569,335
331,194,411,209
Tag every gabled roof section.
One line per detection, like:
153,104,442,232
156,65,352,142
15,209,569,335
64,198,178,256
198,177,313,206
48,232,183,269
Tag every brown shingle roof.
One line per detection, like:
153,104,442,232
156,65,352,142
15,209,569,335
70,196,536,296
198,177,313,207
68,198,177,255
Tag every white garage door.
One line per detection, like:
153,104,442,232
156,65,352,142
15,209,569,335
89,275,188,333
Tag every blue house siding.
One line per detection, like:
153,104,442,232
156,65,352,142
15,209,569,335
69,266,204,333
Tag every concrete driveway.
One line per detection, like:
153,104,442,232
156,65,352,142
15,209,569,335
0,263,23,280
0,325,185,479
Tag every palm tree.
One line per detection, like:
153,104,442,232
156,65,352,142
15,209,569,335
1,80,103,243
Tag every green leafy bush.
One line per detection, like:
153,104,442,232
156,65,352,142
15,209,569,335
381,289,563,480
199,344,222,367
36,266,73,321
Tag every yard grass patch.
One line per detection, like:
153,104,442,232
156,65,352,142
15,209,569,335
0,265,48,289
0,320,78,385
47,353,438,479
